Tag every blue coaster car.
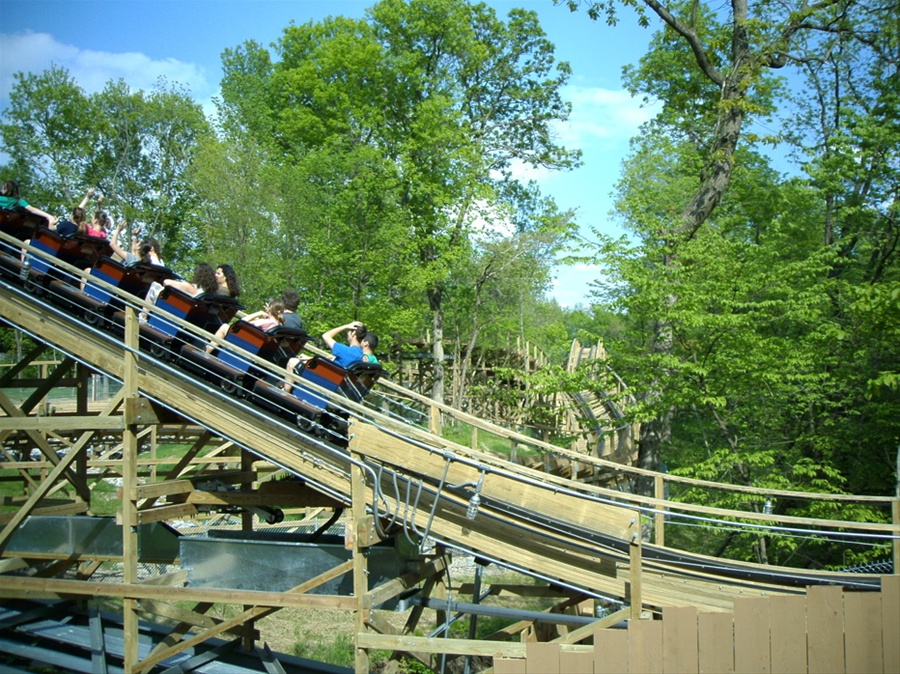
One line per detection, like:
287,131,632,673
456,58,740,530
124,287,243,360
179,321,308,396
21,228,112,291
252,358,385,446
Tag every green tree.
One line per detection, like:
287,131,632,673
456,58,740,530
219,0,579,402
372,0,579,404
1,65,95,209
568,0,889,486
187,131,281,301
784,11,900,499
583,0,899,561
93,79,210,257
443,181,577,409
1,67,209,262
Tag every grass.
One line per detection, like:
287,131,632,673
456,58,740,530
292,631,356,668
89,478,120,516
440,421,544,459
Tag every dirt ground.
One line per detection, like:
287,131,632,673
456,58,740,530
253,604,410,657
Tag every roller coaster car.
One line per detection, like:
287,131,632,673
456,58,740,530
179,321,308,396
268,326,311,368
0,244,23,280
251,358,385,446
114,287,243,360
340,361,386,402
48,256,181,330
19,228,112,292
128,262,180,297
48,256,149,325
0,206,47,242
0,214,42,282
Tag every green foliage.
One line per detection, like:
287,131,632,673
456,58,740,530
0,328,37,363
582,1,900,564
1,65,95,205
396,656,434,673
600,183,898,504
1,0,583,376
213,0,581,388
1,66,210,265
292,631,355,668
448,614,519,640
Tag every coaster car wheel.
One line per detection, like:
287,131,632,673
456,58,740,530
149,341,168,359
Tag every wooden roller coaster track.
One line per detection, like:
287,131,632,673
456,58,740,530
0,226,897,673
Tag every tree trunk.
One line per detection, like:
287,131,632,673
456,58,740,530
636,0,753,484
636,414,672,494
429,286,445,405
637,308,675,494
454,282,486,410
676,88,744,239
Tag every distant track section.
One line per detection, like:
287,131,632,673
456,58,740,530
560,339,639,471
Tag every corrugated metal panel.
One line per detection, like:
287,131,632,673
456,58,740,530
180,532,403,607
5,515,180,561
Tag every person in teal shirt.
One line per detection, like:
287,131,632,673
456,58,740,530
360,332,379,365
1,180,58,227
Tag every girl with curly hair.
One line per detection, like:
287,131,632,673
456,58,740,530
215,264,241,298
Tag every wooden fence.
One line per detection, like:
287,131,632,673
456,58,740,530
493,577,899,673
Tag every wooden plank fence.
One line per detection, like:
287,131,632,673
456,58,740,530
493,576,899,673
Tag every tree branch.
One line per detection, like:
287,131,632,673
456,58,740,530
642,0,724,86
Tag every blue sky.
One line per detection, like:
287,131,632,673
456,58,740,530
0,0,661,307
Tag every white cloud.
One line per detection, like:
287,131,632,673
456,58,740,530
0,31,217,111
506,85,660,186
559,85,660,147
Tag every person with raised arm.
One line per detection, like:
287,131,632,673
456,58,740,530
108,220,164,266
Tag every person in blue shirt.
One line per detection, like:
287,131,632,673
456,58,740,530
324,321,367,368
